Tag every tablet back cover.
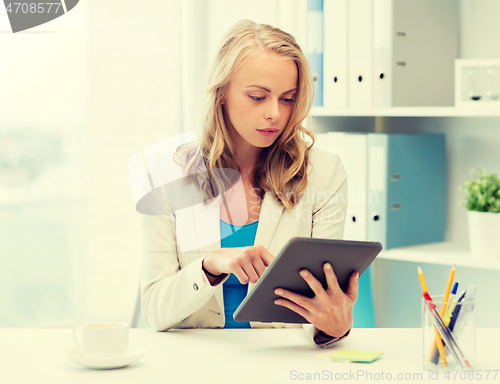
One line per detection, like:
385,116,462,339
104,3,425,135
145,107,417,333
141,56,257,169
233,237,382,323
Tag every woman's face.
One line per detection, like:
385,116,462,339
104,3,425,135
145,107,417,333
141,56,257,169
221,50,298,153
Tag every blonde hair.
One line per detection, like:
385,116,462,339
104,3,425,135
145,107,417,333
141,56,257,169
175,19,316,210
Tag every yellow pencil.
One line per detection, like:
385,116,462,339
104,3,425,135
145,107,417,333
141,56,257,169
418,266,428,293
418,266,448,367
427,265,456,363
441,265,456,315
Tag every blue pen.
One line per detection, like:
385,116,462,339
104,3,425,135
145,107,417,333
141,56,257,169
448,290,467,331
449,284,477,335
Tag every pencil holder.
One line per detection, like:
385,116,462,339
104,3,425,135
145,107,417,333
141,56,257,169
422,295,476,372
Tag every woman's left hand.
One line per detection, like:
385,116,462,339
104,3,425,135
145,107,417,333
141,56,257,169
274,263,359,338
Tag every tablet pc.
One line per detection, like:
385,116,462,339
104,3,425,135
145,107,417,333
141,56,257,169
233,237,382,324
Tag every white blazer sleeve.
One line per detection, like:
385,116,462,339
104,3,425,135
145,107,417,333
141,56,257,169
302,152,350,347
140,213,226,331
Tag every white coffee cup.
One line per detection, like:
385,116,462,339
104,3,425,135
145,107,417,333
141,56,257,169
72,322,129,356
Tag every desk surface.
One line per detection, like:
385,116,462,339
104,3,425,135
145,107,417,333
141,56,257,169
2,328,500,384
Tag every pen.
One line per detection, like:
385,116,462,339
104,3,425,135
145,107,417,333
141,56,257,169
418,266,448,366
444,283,459,325
448,290,466,330
427,265,456,363
431,289,465,364
423,292,471,369
449,284,477,337
442,286,478,363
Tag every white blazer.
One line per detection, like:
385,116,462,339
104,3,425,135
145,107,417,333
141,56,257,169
140,146,348,347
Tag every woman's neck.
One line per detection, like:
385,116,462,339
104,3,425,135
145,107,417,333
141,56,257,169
234,148,261,180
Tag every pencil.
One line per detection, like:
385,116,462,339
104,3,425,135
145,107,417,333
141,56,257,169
441,265,456,315
418,266,448,367
418,266,428,293
428,265,456,363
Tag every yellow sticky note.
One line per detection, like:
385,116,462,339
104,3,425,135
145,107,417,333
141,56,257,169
329,349,383,363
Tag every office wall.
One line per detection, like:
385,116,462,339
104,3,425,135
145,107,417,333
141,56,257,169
84,0,182,322
460,0,500,59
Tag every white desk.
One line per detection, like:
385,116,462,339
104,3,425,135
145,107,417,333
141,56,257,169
2,328,499,384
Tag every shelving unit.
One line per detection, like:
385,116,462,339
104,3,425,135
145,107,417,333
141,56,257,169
377,242,500,271
311,106,500,117
305,0,500,328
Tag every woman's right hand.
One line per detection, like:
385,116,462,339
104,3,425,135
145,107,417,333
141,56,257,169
202,244,275,284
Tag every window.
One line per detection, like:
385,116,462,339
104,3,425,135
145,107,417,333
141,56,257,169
0,0,182,326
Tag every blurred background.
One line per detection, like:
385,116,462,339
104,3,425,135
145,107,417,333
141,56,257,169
0,0,305,327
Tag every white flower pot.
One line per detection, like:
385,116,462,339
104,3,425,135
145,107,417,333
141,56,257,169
468,211,500,259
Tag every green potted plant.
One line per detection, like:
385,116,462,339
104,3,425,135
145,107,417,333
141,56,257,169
459,167,500,258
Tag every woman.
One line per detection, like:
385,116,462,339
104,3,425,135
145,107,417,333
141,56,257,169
140,20,358,347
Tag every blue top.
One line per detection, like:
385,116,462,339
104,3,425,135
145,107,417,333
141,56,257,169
220,219,259,328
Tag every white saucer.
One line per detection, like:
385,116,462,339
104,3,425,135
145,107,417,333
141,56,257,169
64,346,147,369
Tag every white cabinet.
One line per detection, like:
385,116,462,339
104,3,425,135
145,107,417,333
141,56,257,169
308,0,500,327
